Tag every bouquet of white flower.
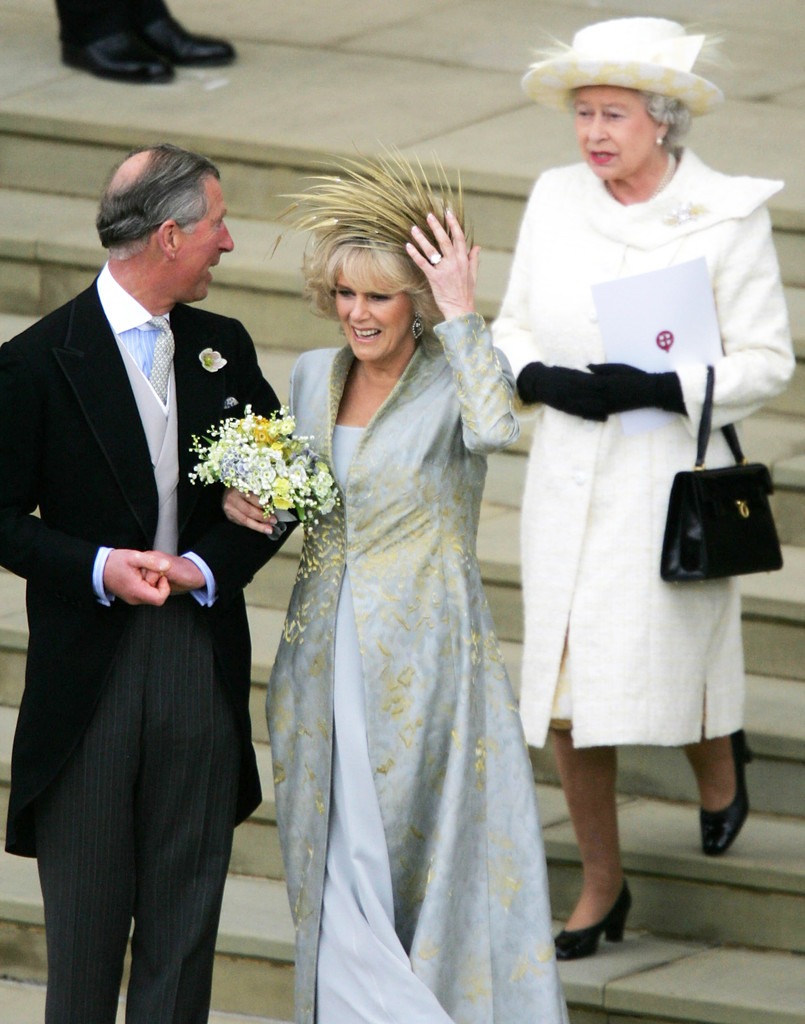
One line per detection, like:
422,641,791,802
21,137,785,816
190,405,338,526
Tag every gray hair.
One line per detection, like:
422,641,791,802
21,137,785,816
642,92,692,150
96,143,220,258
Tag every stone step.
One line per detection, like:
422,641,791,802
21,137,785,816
537,784,805,958
771,452,805,548
3,290,805,388
558,942,805,1024
739,546,805,683
0,126,528,253
7,315,805,558
3,675,805,956
3,184,804,557
2,612,804,1003
478,538,805,682
0,854,296,1020
3,0,805,223
0,183,803,368
3,558,805,820
242,409,805,615
3,678,804,951
3,653,804,863
2,798,805,1023
531,673,805,819
231,743,281,881
0,700,282,880
3,937,803,1024
767,352,805,420
0,312,36,342
785,285,805,353
0,979,289,1024
0,187,513,336
3,105,805,268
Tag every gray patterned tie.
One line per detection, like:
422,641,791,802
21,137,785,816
147,315,175,404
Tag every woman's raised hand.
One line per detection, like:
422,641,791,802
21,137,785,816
406,210,480,323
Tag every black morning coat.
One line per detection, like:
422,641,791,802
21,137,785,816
0,281,289,856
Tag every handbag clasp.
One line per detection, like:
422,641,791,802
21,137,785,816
736,499,750,519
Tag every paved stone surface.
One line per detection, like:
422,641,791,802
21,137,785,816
606,945,805,1023
0,851,295,957
0,978,289,1023
546,797,805,894
556,931,706,1010
0,314,35,341
2,0,804,215
0,571,27,635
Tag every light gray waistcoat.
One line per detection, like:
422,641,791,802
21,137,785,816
116,340,179,554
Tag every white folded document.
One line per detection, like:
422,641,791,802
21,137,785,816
591,256,722,435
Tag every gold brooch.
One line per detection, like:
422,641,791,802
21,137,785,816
665,202,707,226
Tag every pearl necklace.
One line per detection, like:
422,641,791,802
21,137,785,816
605,153,677,203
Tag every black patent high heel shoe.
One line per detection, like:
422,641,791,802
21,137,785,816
554,882,632,961
700,729,752,856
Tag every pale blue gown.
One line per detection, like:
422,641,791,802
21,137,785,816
316,425,454,1023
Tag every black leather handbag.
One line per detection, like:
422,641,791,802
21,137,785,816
660,366,783,582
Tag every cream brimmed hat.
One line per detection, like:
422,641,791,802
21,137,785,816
522,17,723,115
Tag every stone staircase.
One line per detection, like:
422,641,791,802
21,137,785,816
2,2,805,1018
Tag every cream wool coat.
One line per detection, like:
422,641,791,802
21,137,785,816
493,150,794,749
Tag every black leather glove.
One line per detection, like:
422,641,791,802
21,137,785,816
587,363,686,414
516,362,610,421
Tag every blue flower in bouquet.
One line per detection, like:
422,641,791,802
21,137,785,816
189,405,338,526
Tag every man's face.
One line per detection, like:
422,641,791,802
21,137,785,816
171,176,234,303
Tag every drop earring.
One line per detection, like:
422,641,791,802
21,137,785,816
412,312,424,340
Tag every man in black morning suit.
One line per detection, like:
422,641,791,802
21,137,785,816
0,144,289,1023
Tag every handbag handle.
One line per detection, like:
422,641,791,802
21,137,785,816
694,365,746,470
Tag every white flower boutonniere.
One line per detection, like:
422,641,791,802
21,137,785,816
199,348,227,372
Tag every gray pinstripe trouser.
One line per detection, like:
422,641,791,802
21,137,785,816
35,597,240,1024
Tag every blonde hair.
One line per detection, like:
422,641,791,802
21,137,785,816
303,239,440,330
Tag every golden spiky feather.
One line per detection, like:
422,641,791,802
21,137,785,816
279,148,471,254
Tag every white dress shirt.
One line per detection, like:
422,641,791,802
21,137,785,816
92,264,216,606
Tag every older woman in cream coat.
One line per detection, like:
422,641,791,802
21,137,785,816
493,17,794,961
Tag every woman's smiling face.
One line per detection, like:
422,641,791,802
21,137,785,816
334,274,416,372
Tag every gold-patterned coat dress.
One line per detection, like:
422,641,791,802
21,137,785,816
268,314,568,1024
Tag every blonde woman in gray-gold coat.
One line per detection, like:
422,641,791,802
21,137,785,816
224,155,568,1024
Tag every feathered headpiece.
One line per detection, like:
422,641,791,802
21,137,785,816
279,147,471,254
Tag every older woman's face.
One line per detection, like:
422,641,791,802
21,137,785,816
334,274,416,372
573,85,664,189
